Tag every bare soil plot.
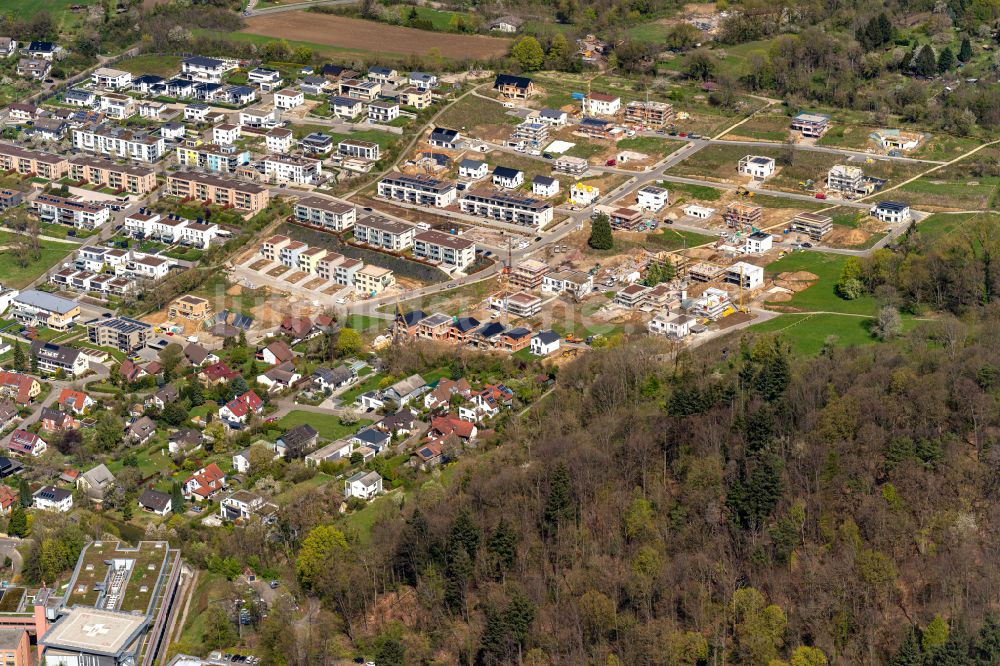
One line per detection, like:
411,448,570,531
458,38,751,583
303,277,327,290
243,12,513,59
248,259,271,271
286,271,310,284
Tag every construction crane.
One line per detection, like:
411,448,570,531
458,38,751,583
494,236,513,326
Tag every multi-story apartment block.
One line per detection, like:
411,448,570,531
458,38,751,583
168,295,211,320
294,196,356,232
273,88,304,109
330,96,364,119
354,265,395,295
265,127,293,154
175,144,250,174
248,67,283,91
512,121,549,149
723,202,763,228
399,86,432,109
790,211,833,239
68,156,157,194
377,173,457,207
87,316,152,353
11,290,80,330
582,92,621,116
32,194,110,230
182,56,236,83
624,100,675,126
827,164,870,195
368,100,399,123
0,143,69,180
30,341,88,376
510,258,550,290
92,67,132,89
167,171,270,212
263,154,323,185
413,230,476,271
338,139,380,161
212,123,241,145
238,105,279,128
99,93,135,120
459,189,553,229
260,235,290,262
791,112,830,138
72,125,165,162
339,78,381,100
354,216,417,251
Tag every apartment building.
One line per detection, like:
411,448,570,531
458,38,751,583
175,143,250,174
167,171,270,212
368,100,399,123
338,139,380,161
553,155,589,176
354,265,395,295
125,210,221,248
790,112,830,138
294,196,356,232
87,316,152,353
260,235,290,262
790,211,833,239
121,253,172,280
377,173,457,207
398,86,432,109
624,100,675,126
330,96,364,119
92,66,132,90
541,270,593,298
827,164,874,196
72,125,166,162
723,202,763,228
0,143,69,180
510,258,550,290
582,92,621,116
11,290,80,330
99,93,136,120
870,201,911,224
169,295,211,320
459,189,553,229
354,216,417,251
212,123,241,145
238,106,279,128
265,127,293,153
68,155,156,194
738,155,776,179
274,88,304,110
413,229,476,270
637,185,669,212
32,194,110,230
339,78,381,100
512,121,549,148
182,56,236,83
30,341,88,377
263,154,323,185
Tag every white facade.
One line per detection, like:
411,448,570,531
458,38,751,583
182,56,235,83
683,204,715,219
570,183,599,206
637,185,668,212
274,88,304,110
648,311,693,338
725,261,764,289
264,155,323,185
265,129,293,154
531,332,560,356
738,155,776,179
92,67,132,89
239,107,279,128
744,232,772,254
532,177,560,197
72,127,165,162
212,124,241,145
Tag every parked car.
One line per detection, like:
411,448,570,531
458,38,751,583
815,192,827,199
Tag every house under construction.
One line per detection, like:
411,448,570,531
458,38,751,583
624,100,675,127
723,202,763,229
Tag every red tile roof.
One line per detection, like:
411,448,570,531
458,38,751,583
0,371,37,405
431,414,475,439
58,389,91,413
184,462,226,498
201,361,240,382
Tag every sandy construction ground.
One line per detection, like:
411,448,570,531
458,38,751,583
243,12,513,59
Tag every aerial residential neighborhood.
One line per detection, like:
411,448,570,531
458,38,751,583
0,0,994,663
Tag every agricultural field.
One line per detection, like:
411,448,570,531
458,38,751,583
241,12,512,59
0,0,87,18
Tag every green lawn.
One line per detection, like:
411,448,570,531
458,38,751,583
115,54,182,78
913,211,979,241
896,175,1000,210
436,94,520,130
346,315,387,333
749,312,922,356
0,0,83,18
765,252,877,315
616,136,686,157
339,374,385,405
0,232,77,289
406,6,472,30
667,182,723,201
273,410,370,441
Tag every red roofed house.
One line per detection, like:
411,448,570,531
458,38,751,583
58,389,94,415
7,429,47,457
118,359,147,383
219,390,264,424
0,371,42,405
199,361,241,385
430,414,477,441
281,316,313,339
183,462,227,500
258,341,294,366
0,485,17,515
410,441,443,470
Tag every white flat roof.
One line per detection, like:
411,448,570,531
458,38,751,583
42,607,147,657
